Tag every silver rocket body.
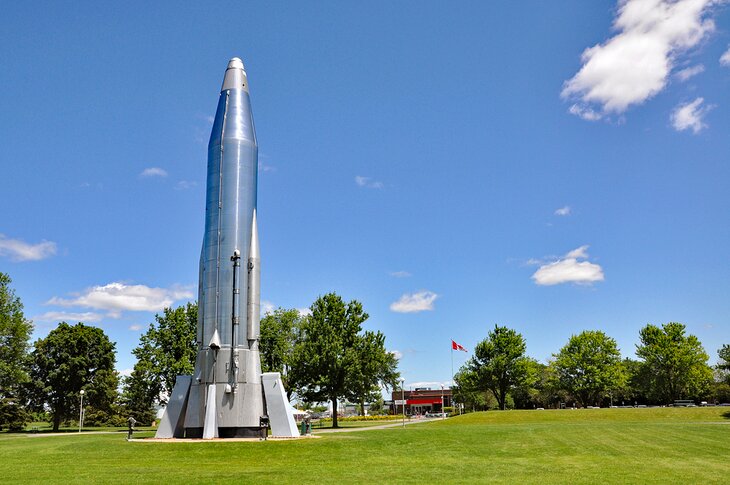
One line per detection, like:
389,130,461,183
183,58,263,438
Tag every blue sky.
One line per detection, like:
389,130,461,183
2,1,729,390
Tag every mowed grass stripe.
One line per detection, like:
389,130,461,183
1,408,727,484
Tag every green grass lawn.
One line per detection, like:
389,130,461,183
1,407,728,484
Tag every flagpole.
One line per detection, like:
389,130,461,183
451,344,454,387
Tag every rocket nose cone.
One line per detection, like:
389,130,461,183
227,57,244,70
221,57,248,92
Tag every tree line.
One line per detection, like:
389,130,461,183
454,324,730,411
2,271,730,430
0,272,398,430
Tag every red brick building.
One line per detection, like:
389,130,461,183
389,388,452,415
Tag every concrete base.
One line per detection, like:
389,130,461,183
184,426,264,439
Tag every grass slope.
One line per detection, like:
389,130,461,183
1,408,728,484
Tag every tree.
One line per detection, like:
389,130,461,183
120,363,158,425
0,273,34,430
617,358,650,405
452,367,488,412
468,325,534,410
28,322,118,431
348,330,399,415
367,396,385,415
123,302,197,419
289,293,367,428
635,322,713,403
511,360,552,409
718,345,730,382
259,308,302,398
552,330,625,407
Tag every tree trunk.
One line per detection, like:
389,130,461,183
359,397,366,416
332,397,338,428
492,388,505,410
53,412,61,432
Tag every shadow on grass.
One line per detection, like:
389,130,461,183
721,411,730,420
16,429,128,435
2,426,151,435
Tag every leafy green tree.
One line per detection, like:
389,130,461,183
511,359,552,409
123,302,197,419
0,273,34,430
0,397,30,431
535,363,571,409
636,322,713,403
289,293,367,428
710,345,730,405
718,345,730,383
553,330,625,407
28,322,118,431
120,363,158,425
348,330,399,415
709,381,730,404
617,358,650,405
367,397,385,415
468,325,534,410
259,308,302,398
452,367,488,412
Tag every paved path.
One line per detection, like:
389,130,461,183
28,431,125,438
313,417,443,433
24,418,446,440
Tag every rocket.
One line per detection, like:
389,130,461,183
155,58,298,440
183,57,264,438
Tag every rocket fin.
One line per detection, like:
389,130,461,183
261,372,299,437
202,384,218,439
209,329,221,350
155,375,192,439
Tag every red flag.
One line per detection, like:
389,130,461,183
451,340,468,352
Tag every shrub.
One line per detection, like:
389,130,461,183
319,415,402,422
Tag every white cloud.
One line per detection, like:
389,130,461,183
140,167,168,178
129,324,142,331
175,180,197,190
531,246,605,286
119,368,134,378
297,308,312,317
406,381,451,390
389,270,412,278
721,46,730,66
565,245,590,259
390,291,438,313
675,64,705,81
47,282,193,313
258,162,275,173
33,311,104,323
390,350,403,360
261,300,275,316
0,234,57,262
554,206,572,216
671,97,711,133
562,0,718,119
355,175,384,189
568,104,602,121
